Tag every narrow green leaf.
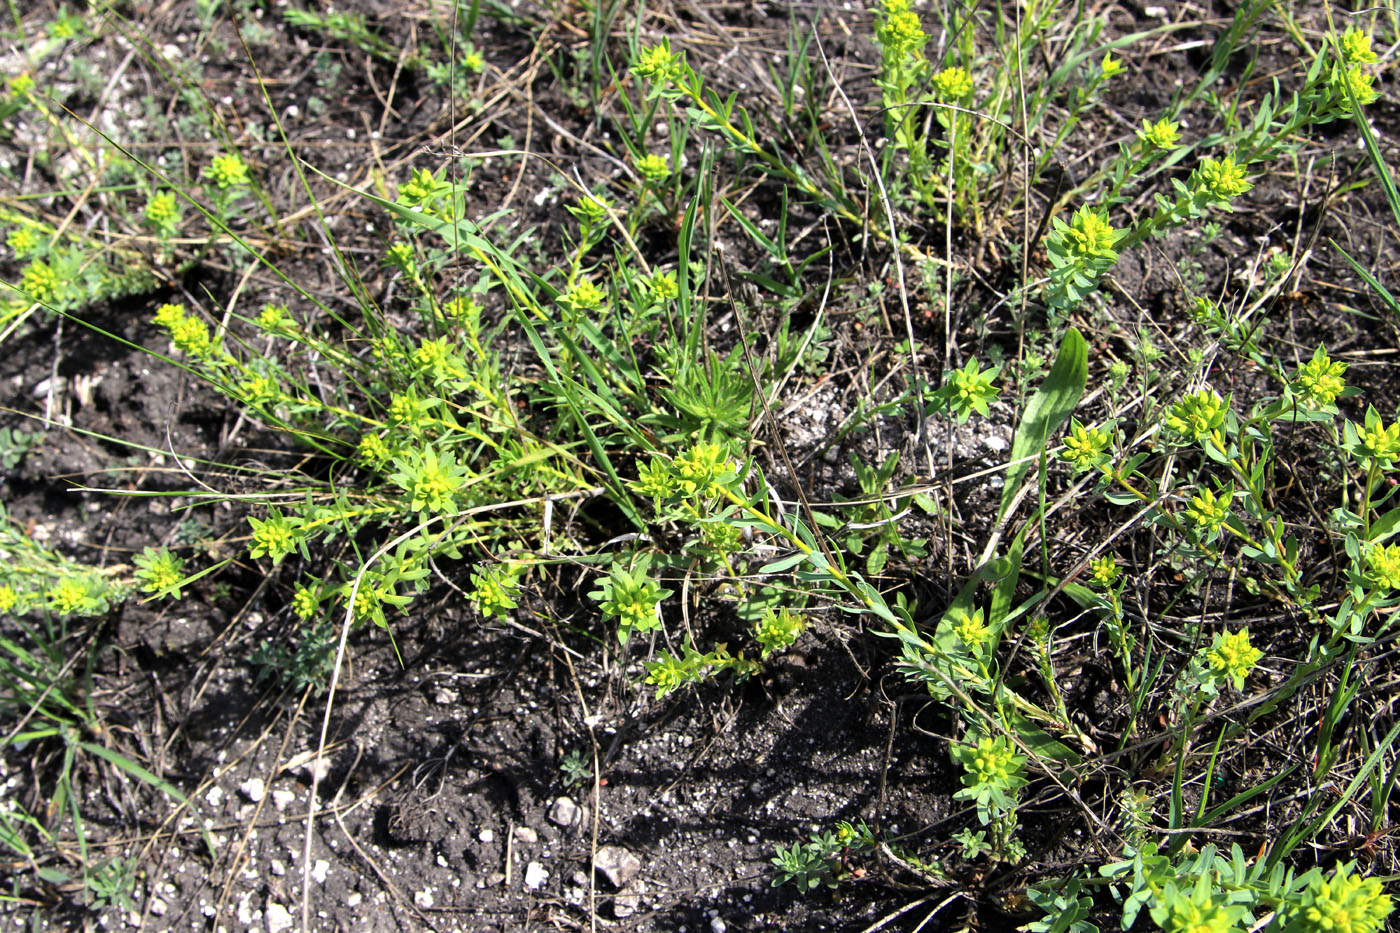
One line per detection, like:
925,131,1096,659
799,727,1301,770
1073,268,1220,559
999,328,1088,523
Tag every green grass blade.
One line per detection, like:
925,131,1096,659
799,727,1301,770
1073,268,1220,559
998,328,1088,524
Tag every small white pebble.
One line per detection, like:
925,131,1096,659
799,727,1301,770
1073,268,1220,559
239,778,266,803
265,903,293,933
311,859,329,884
478,828,494,843
524,862,548,890
413,889,434,909
271,790,296,812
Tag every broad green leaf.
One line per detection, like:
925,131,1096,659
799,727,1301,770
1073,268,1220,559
999,328,1088,523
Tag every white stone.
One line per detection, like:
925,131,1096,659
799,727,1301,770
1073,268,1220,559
270,860,286,877
148,898,167,917
478,828,494,843
413,889,434,909
239,778,265,803
311,859,329,884
205,786,224,808
271,790,295,811
548,797,580,827
524,862,548,890
265,904,293,933
514,826,537,844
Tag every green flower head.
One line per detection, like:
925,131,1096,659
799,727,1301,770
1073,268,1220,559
1061,419,1112,472
877,1,929,59
1088,554,1119,588
1339,27,1379,66
248,510,300,564
470,564,522,620
1100,52,1124,78
205,152,250,189
1164,389,1229,441
562,278,607,312
951,607,990,650
1204,628,1262,690
7,225,40,258
1138,117,1181,150
1297,863,1393,933
1364,542,1400,592
1184,485,1232,537
291,584,319,621
1334,64,1378,112
145,190,180,235
633,41,679,84
1349,410,1400,466
1194,155,1252,201
21,260,59,304
1063,206,1120,260
635,152,671,186
932,66,973,100
1294,346,1348,408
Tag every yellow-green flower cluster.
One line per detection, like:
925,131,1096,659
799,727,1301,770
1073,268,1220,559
1063,207,1120,260
752,607,804,658
636,153,670,185
47,578,90,615
648,270,678,302
357,432,391,467
1061,419,1112,472
7,72,34,97
145,190,180,236
1164,389,1229,441
0,584,16,613
238,374,282,409
1155,885,1245,933
291,584,319,621
1351,415,1400,466
951,607,989,649
1088,554,1119,588
932,66,973,101
963,735,1024,787
21,260,59,304
1100,53,1124,79
1138,117,1181,150
1297,863,1392,933
632,41,679,84
470,563,521,620
562,279,606,312
396,447,466,514
572,192,612,228
1204,628,1262,690
1193,156,1251,201
877,0,929,60
7,225,40,258
1340,27,1379,66
133,546,186,598
205,152,250,189
248,510,300,564
413,336,469,386
257,303,294,335
385,242,416,273
1364,543,1400,592
1331,27,1381,115
1184,486,1232,536
153,302,217,360
1294,347,1348,408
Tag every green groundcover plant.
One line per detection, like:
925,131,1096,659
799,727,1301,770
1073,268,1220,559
0,0,1397,928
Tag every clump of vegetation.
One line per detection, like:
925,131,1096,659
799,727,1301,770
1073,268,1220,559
0,0,1397,929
